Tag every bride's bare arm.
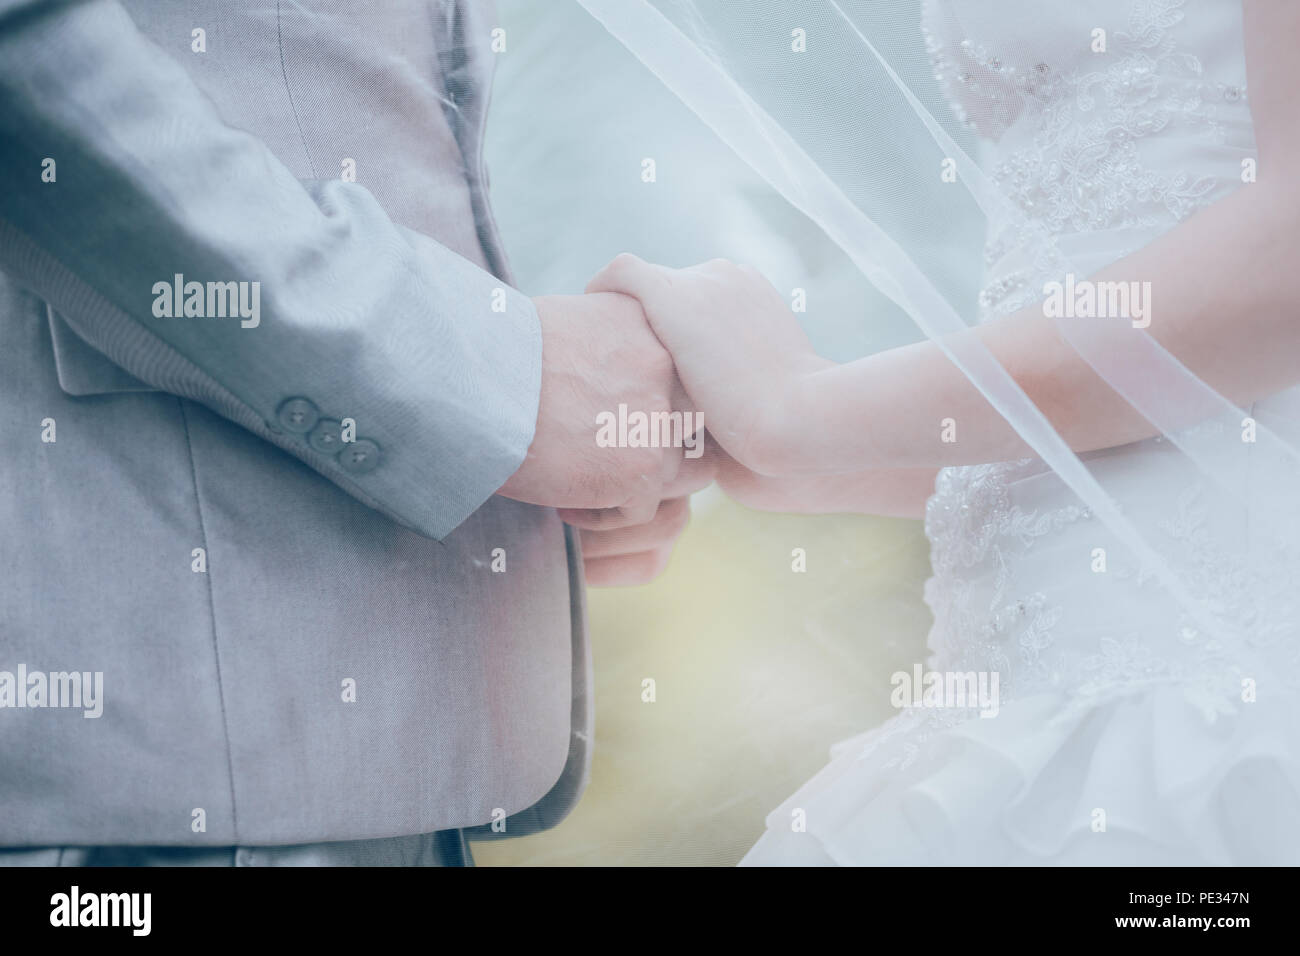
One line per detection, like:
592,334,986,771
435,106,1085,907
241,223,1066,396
593,0,1300,483
764,183,1300,474
714,453,940,520
749,0,1300,474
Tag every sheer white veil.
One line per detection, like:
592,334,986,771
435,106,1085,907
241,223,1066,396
575,0,1299,650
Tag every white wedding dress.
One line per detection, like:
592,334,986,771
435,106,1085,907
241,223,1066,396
742,0,1300,866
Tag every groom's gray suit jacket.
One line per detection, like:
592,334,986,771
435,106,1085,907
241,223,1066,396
0,0,590,846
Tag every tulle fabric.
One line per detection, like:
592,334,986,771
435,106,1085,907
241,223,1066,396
742,686,1300,866
575,0,1300,652
574,0,1300,866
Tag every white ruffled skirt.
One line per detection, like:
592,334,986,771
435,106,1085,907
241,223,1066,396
741,684,1300,865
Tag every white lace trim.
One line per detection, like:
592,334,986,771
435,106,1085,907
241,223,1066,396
917,0,1288,717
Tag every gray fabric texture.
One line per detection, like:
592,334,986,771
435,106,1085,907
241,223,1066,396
0,0,591,849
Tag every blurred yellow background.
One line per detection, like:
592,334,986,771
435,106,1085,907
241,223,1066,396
477,0,940,865
475,491,933,866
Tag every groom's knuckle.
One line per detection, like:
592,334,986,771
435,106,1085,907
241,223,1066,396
617,447,662,489
579,468,625,511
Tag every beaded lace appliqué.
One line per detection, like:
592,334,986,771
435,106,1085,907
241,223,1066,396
917,0,1262,718
924,0,1246,318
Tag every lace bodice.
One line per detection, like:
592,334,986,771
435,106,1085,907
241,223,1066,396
923,0,1253,319
915,0,1295,717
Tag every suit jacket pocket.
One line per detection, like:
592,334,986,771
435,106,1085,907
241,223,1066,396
47,304,157,396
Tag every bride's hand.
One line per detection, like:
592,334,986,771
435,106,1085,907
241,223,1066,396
587,254,831,473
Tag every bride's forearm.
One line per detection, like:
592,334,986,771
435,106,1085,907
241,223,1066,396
760,181,1300,474
717,461,940,519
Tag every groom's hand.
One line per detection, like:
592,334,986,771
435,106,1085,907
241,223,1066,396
574,496,694,587
498,293,712,525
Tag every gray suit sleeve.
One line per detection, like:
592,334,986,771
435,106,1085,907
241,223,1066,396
0,0,542,540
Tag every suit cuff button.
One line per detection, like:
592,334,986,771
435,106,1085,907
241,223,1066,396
276,397,320,434
307,419,344,454
337,438,381,475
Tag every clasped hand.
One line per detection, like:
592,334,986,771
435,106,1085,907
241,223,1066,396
498,256,826,586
